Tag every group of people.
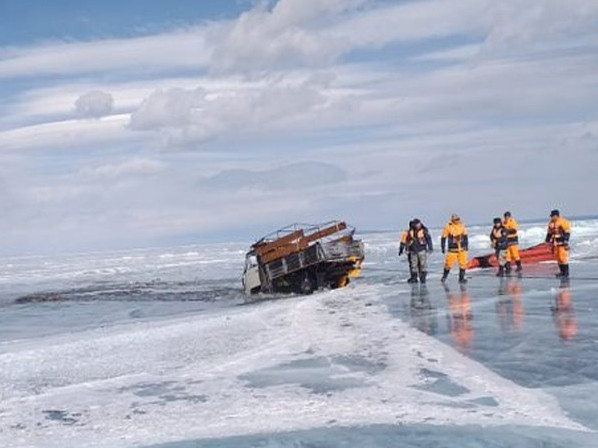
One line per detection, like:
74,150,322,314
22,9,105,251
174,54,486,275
399,209,572,283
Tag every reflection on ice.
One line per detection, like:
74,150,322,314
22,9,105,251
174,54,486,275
408,285,437,336
443,283,473,354
496,278,524,333
551,279,577,341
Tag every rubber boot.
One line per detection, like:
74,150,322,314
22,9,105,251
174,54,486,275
441,269,449,283
505,261,512,276
515,260,522,272
407,273,418,284
556,264,566,278
496,265,505,277
556,264,570,278
420,271,427,284
458,268,467,284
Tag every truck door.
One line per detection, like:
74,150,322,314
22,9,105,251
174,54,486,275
242,254,261,294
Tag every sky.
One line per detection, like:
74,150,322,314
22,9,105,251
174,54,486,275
1,0,597,256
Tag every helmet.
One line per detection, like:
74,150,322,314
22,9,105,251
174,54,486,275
412,218,421,225
503,211,511,217
493,217,501,224
550,209,560,217
450,213,460,222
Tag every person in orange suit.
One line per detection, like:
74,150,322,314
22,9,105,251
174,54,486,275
490,217,509,277
551,278,577,340
503,211,522,273
444,283,473,353
545,209,571,278
441,214,469,283
405,218,433,284
399,220,416,282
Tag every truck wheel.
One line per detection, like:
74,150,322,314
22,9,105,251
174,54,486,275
298,273,316,295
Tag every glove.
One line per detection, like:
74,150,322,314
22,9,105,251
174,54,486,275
398,248,403,256
563,243,569,250
441,248,445,254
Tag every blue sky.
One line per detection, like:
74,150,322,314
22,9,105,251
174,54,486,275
1,0,597,255
0,1,249,45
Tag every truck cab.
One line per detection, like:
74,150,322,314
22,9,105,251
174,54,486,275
242,252,261,295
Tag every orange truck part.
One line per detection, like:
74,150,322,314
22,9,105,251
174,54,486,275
255,222,348,264
301,221,347,245
255,229,304,255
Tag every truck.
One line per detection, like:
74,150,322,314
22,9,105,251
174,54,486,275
242,221,365,295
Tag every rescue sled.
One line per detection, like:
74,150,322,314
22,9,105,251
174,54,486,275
467,242,553,269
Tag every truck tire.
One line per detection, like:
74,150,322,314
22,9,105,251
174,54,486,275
298,272,316,295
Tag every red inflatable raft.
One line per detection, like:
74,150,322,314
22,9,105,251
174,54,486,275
467,242,554,269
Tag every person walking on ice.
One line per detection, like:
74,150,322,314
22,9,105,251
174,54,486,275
490,217,509,277
441,214,469,283
503,211,522,274
545,209,571,278
399,220,416,282
405,218,433,284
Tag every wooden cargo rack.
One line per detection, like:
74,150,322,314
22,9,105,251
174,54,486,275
253,222,348,264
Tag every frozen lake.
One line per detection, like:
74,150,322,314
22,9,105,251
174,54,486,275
1,219,597,447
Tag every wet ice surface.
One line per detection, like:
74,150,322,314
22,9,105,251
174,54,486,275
0,220,597,447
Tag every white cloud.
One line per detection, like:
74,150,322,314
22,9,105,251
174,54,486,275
412,44,482,62
128,74,331,142
482,0,598,57
1,0,596,82
1,76,257,130
0,0,494,79
78,158,166,180
201,161,347,191
208,0,368,72
330,0,491,49
0,29,212,79
74,90,114,118
129,87,207,130
0,114,137,151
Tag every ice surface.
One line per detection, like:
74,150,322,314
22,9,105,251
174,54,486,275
0,218,597,447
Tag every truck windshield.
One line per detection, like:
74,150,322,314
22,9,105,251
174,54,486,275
245,255,257,269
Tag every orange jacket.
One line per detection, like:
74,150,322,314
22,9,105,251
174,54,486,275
503,217,519,245
441,221,468,252
545,217,571,246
